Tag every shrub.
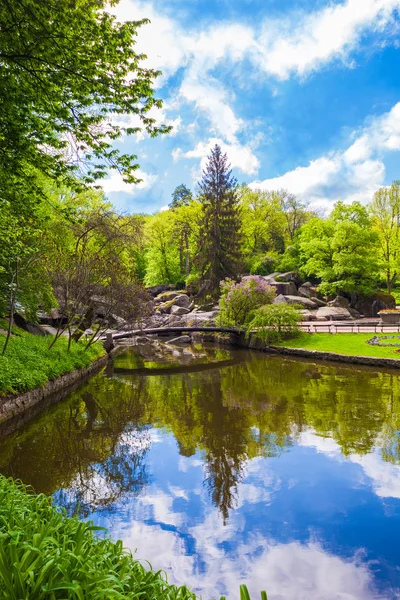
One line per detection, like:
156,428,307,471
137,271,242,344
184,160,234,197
219,276,275,327
246,304,301,344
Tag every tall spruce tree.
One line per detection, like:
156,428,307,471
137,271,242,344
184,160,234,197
196,145,242,299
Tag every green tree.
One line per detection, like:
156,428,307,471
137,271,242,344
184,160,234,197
299,201,380,295
195,145,242,299
370,183,400,294
169,184,193,209
0,0,168,192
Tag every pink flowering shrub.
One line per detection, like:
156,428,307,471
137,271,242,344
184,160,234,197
219,276,276,327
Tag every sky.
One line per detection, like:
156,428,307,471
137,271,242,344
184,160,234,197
102,0,400,214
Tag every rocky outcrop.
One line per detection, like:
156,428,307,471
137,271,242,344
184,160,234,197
328,295,350,308
353,292,396,317
170,306,191,316
284,295,318,309
316,306,352,320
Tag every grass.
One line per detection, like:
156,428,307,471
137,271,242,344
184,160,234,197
0,322,105,396
0,476,267,600
275,332,400,359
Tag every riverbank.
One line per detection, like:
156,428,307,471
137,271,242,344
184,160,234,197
0,323,105,396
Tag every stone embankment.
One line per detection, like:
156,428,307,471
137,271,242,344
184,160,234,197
0,355,109,436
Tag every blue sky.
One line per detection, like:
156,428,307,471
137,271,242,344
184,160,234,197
103,0,400,214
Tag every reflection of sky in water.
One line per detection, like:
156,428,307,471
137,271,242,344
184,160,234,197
3,347,400,600
56,426,400,599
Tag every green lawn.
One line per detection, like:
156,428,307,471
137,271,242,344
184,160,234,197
275,333,400,359
0,323,105,395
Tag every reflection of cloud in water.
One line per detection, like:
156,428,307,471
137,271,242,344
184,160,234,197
121,515,375,599
298,429,400,500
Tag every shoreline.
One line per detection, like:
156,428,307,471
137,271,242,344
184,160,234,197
0,354,109,437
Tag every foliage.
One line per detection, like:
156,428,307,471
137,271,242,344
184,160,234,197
219,277,275,327
247,304,301,344
170,184,193,209
195,145,243,299
370,183,400,293
298,201,380,295
249,255,279,276
0,0,168,190
0,328,104,395
0,476,197,600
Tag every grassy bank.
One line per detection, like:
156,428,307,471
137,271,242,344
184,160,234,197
0,477,263,599
275,333,400,359
0,323,105,396
0,476,196,599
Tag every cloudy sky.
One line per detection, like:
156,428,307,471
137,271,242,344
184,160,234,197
104,0,400,214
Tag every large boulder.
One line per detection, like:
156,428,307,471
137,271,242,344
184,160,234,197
276,271,302,285
284,295,318,309
170,305,190,316
13,313,49,336
298,282,324,300
271,282,298,296
300,309,318,321
156,290,181,303
273,294,287,305
147,284,174,297
173,294,191,308
316,306,352,320
353,292,396,317
311,297,326,307
328,295,350,308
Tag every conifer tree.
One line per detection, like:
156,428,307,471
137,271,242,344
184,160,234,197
195,145,242,299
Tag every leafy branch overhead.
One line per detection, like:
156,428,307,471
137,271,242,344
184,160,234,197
0,0,169,188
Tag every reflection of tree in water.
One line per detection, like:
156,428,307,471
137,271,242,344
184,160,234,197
2,349,400,523
54,428,150,517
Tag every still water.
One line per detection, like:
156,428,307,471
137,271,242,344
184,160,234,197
1,343,400,599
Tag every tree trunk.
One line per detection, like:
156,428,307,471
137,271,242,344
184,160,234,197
185,230,190,277
72,306,95,342
2,262,18,356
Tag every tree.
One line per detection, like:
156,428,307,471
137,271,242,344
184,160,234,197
169,184,193,209
299,202,380,295
370,183,400,294
47,194,152,348
0,0,168,193
195,145,243,299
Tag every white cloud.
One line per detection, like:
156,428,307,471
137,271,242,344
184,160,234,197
178,137,260,177
256,0,400,80
100,170,158,194
250,102,400,209
298,428,400,500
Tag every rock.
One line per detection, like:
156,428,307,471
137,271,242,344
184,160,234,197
273,294,287,305
348,308,361,319
283,295,318,309
173,294,191,308
316,307,353,320
147,284,175,297
181,311,219,326
262,273,280,283
298,283,324,300
170,305,191,315
328,295,350,308
136,336,154,345
353,292,396,317
271,282,298,296
156,291,181,302
166,335,192,345
300,309,314,321
13,313,49,336
310,297,326,307
276,271,301,285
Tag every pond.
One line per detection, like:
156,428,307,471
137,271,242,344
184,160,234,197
0,343,400,599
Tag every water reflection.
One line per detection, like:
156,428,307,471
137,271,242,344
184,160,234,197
0,346,400,598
